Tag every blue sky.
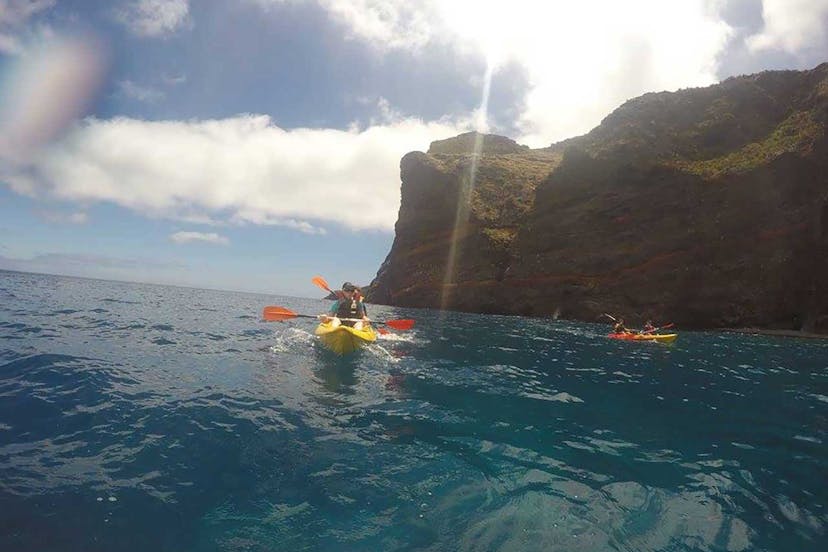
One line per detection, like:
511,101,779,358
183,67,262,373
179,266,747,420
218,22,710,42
1,0,826,297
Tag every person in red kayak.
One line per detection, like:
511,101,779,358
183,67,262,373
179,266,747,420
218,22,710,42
321,282,369,329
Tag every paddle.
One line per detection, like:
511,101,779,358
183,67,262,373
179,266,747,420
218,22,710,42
603,313,631,334
641,322,674,335
312,275,343,299
262,306,415,330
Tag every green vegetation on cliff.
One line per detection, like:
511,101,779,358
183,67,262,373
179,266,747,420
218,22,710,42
675,110,824,177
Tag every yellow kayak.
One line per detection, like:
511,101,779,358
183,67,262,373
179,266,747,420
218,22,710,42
314,321,377,355
609,332,678,344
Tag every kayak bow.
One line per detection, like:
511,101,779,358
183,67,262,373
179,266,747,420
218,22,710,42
314,321,377,355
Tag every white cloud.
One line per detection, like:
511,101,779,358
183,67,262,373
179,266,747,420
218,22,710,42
3,113,465,232
0,0,55,54
501,1,733,146
170,231,229,245
319,0,436,50
746,0,828,53
0,0,51,26
117,80,165,103
249,0,436,49
0,33,20,53
115,0,190,37
256,1,734,145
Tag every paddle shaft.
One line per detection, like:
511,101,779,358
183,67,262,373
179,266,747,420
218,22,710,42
272,312,367,323
641,323,674,334
323,316,371,323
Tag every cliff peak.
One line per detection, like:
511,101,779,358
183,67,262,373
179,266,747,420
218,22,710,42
427,132,529,155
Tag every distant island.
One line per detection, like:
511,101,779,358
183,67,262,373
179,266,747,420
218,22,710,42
367,63,828,334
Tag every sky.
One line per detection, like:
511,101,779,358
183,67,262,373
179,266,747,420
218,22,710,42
0,0,826,297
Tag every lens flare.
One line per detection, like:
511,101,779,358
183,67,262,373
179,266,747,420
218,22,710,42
440,60,494,311
0,33,109,162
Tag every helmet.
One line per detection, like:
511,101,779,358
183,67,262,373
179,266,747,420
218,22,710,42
342,282,356,292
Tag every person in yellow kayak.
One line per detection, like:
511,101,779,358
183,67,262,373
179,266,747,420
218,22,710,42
321,282,369,329
642,320,656,334
612,318,630,334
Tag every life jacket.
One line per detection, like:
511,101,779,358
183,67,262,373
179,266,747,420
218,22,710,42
335,298,362,323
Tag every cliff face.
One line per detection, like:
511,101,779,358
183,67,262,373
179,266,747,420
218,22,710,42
369,63,828,332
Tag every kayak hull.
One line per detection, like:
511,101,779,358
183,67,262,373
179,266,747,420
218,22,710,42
314,322,377,355
609,332,677,344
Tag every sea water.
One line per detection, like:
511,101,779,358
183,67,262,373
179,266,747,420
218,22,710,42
1,269,826,551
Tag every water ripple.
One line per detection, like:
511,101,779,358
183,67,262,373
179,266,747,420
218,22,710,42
1,271,826,551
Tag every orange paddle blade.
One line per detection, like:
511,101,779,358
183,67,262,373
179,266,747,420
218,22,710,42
311,276,332,293
377,327,390,335
385,319,415,330
262,306,299,321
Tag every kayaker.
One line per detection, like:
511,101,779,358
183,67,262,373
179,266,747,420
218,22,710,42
612,318,630,334
642,320,656,334
321,282,369,329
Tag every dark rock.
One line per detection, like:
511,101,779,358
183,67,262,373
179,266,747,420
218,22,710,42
367,63,828,333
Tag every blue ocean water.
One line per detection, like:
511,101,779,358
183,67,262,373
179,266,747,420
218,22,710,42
0,270,826,551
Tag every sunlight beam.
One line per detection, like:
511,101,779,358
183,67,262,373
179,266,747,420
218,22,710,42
440,59,494,311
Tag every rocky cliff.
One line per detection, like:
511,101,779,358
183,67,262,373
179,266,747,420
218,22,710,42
369,63,828,332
